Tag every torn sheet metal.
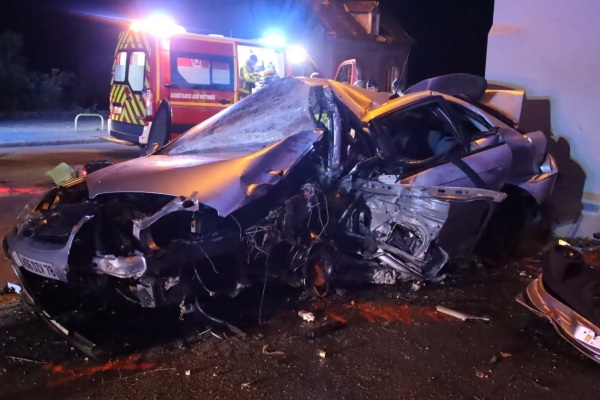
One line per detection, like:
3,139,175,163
481,89,525,126
435,306,490,321
351,178,506,277
325,79,392,118
133,194,199,239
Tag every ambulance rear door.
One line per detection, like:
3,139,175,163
109,30,153,143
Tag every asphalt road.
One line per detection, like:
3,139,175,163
0,143,599,399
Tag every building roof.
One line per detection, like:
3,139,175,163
305,0,373,40
378,4,414,44
343,1,378,13
305,0,412,44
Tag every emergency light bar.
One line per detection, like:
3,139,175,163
130,16,186,36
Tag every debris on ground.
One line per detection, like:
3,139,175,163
305,321,346,339
7,356,44,364
491,351,513,364
435,306,490,322
262,345,285,355
241,382,252,389
317,349,326,359
298,310,315,322
476,370,489,379
185,370,191,376
210,331,223,340
532,378,551,391
45,162,75,185
0,291,20,306
411,282,422,292
6,283,21,294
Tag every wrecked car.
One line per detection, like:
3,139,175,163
3,75,557,336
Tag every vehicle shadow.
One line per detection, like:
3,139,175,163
518,96,586,229
477,83,586,259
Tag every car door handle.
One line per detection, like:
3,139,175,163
219,99,232,105
164,83,179,89
126,96,133,101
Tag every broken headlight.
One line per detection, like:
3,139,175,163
14,195,44,235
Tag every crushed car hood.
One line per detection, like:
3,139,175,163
86,130,322,216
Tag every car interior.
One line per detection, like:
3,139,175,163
377,103,458,160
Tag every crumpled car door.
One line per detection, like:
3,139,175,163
371,96,511,190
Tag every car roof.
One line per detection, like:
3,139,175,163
301,78,436,122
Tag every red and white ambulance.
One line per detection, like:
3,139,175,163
105,18,319,148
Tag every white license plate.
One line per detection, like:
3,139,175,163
574,325,600,349
14,252,59,280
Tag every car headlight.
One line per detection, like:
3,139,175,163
14,196,44,233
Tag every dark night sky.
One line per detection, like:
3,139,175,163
0,0,493,105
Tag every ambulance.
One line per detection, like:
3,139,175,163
105,18,319,149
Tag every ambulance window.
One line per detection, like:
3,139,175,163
212,61,231,85
128,51,146,92
114,51,127,83
170,52,234,91
177,57,211,85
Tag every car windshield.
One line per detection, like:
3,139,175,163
159,78,318,156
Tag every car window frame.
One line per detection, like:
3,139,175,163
369,96,465,161
443,99,507,157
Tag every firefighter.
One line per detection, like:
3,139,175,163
240,54,259,98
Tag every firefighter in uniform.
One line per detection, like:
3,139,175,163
240,54,259,98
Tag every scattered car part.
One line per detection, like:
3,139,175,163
298,310,315,322
518,243,600,364
435,306,490,322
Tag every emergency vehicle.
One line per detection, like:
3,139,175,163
105,19,319,148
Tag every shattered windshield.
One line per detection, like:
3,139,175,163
160,78,319,156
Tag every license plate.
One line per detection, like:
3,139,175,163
574,325,600,349
14,252,59,280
